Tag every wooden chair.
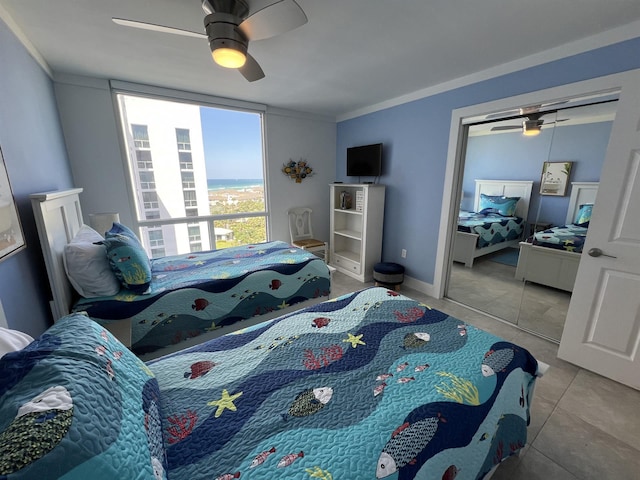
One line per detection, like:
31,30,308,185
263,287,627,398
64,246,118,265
287,207,328,263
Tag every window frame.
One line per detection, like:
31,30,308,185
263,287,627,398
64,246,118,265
112,83,269,256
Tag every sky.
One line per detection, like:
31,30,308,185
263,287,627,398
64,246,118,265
200,106,264,180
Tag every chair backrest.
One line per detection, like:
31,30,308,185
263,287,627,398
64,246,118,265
287,207,315,242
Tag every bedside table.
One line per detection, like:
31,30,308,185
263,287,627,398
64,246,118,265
528,221,552,236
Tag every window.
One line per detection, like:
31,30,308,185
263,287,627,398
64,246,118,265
176,128,191,151
181,171,195,189
116,93,267,256
139,171,156,190
142,191,159,209
183,190,197,207
151,247,166,257
179,151,193,170
188,225,201,242
132,124,150,148
136,150,153,169
148,229,164,247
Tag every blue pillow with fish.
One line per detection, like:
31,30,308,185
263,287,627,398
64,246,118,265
574,203,593,226
101,233,152,294
478,194,520,216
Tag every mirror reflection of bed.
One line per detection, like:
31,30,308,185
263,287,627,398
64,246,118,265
446,100,616,342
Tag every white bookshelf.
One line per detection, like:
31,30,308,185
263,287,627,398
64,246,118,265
329,183,385,282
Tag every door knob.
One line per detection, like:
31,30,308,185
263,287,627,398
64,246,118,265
588,247,617,259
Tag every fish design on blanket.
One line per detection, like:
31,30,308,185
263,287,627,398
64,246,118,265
184,360,217,379
481,348,515,377
192,298,210,311
442,464,460,480
373,382,387,397
282,387,333,420
250,446,276,468
269,279,282,290
312,317,331,328
0,386,73,476
277,451,304,468
376,413,447,478
402,332,431,349
214,472,240,480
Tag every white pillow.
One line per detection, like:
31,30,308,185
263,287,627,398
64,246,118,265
0,327,34,358
63,224,121,298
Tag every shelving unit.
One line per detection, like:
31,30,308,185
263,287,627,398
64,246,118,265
329,183,385,282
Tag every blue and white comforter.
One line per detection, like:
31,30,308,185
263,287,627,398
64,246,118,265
73,241,330,355
458,212,525,249
531,224,588,253
0,288,539,480
150,287,539,480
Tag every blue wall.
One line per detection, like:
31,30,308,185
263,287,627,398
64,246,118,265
337,36,640,285
0,19,74,335
463,121,612,226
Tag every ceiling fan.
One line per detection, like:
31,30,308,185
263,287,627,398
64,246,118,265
490,112,568,136
113,0,308,82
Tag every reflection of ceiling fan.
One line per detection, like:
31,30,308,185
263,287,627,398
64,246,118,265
484,100,568,120
490,112,568,136
113,0,308,82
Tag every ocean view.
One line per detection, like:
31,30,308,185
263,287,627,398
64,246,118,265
207,179,263,191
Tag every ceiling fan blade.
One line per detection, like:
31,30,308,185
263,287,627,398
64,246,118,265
239,53,265,82
239,0,307,41
113,18,206,39
491,125,521,131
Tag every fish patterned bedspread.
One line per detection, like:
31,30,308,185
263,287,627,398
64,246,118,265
148,287,539,480
530,224,588,253
457,212,524,249
73,241,331,355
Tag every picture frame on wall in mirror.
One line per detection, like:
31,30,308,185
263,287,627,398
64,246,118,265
540,161,573,196
0,146,25,262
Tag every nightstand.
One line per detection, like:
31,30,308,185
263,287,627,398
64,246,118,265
528,222,552,236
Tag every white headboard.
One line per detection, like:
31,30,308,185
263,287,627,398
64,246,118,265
30,188,84,321
566,182,599,224
473,180,534,221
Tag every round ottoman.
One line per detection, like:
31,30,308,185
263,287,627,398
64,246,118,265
373,262,405,291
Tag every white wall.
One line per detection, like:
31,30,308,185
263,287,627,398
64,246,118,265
264,108,336,243
53,75,336,243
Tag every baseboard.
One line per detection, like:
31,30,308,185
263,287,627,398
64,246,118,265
402,275,437,298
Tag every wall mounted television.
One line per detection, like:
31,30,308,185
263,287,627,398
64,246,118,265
347,143,382,177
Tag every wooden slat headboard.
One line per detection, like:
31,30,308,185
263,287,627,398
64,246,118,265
473,180,534,221
566,182,599,224
30,188,84,321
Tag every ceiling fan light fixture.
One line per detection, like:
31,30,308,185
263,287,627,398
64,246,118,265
212,47,246,68
522,119,543,136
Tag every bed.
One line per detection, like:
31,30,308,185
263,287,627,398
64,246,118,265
0,287,547,480
29,188,331,358
515,182,599,292
453,180,533,268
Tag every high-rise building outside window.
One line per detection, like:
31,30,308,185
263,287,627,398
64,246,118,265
116,93,267,257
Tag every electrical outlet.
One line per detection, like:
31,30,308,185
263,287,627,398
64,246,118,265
401,249,407,258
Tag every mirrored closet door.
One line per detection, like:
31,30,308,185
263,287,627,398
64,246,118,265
446,99,617,341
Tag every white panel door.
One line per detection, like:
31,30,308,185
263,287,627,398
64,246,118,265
558,69,640,390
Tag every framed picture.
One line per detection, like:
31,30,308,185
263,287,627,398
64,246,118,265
0,146,25,261
540,161,573,196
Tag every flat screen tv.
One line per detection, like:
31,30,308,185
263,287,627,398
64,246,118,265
347,143,382,177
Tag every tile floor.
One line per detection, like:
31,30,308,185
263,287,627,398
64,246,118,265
448,250,571,342
331,271,640,480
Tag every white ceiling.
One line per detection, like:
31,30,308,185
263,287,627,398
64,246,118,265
2,0,640,119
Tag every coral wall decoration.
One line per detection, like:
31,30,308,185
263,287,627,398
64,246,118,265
282,158,314,183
